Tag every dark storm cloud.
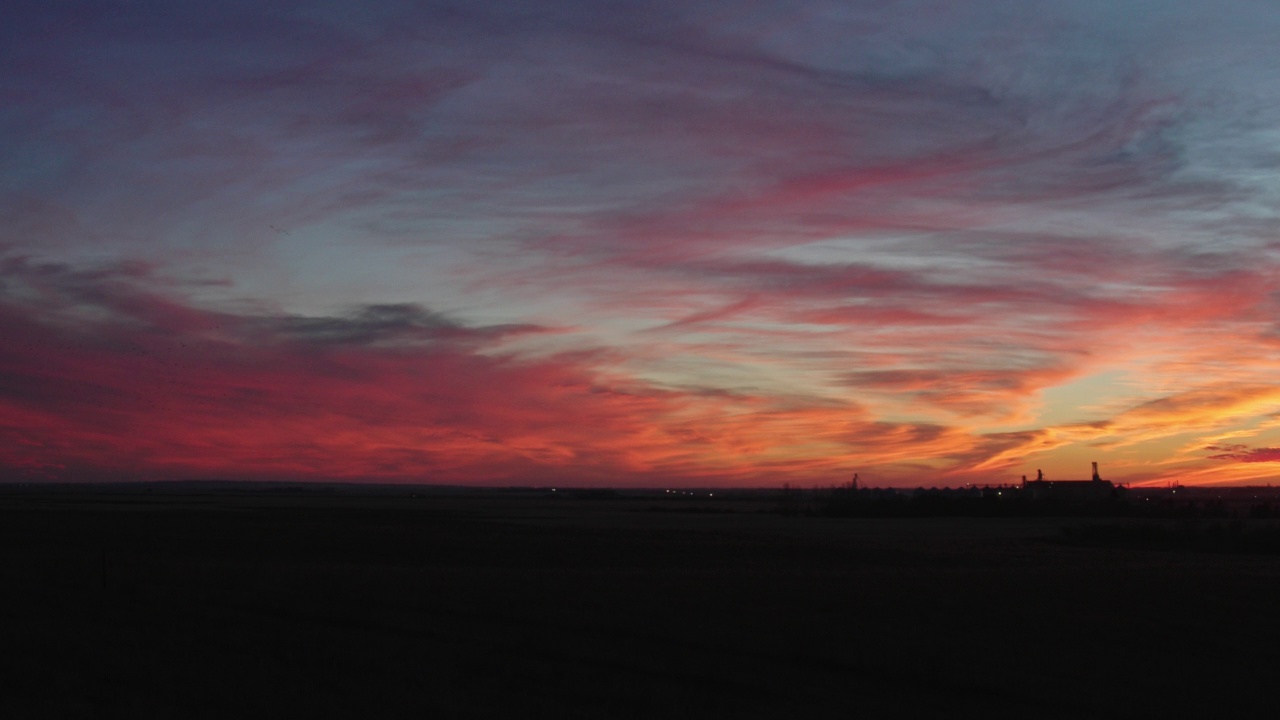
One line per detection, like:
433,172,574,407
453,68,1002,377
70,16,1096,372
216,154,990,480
0,254,542,349
264,303,543,346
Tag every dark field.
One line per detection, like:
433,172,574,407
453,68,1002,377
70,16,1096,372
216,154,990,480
3,489,1279,718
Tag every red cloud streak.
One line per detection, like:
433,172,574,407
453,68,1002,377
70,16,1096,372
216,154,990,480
2,256,1068,486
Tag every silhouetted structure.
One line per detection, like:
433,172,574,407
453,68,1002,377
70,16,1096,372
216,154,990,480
1022,462,1121,503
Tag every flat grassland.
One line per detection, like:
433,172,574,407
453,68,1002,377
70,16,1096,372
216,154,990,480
2,489,1277,718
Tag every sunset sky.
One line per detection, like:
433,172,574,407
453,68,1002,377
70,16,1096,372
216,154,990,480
4,1,1280,487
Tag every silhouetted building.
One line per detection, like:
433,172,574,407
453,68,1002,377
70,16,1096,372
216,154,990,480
1021,462,1122,503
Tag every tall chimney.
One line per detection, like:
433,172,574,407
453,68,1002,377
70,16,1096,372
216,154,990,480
1091,461,1101,482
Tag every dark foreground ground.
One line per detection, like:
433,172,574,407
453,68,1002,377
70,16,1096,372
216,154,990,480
3,488,1279,718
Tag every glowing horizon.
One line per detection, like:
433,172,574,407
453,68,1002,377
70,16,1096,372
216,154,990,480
4,1,1280,487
